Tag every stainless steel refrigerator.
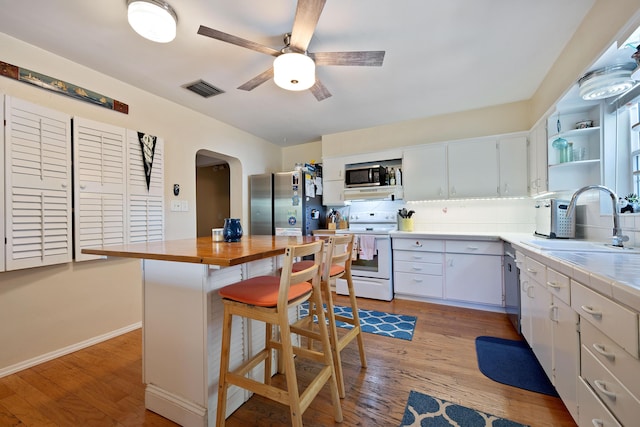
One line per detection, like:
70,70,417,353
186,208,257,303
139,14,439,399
249,171,324,236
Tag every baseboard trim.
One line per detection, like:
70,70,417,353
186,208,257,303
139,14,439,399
0,322,142,379
145,384,207,427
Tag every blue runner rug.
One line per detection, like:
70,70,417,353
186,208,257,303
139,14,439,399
299,303,416,340
400,391,529,427
475,336,558,397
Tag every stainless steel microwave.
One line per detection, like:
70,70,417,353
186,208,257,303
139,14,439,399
345,165,387,188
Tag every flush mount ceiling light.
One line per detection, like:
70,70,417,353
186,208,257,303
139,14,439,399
578,63,636,100
127,0,177,43
273,52,316,91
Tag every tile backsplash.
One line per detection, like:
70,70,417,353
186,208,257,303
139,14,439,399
341,194,640,245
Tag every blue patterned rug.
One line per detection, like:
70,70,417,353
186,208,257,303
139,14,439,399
299,303,416,340
400,391,529,427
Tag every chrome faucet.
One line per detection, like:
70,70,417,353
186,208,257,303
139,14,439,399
566,185,629,247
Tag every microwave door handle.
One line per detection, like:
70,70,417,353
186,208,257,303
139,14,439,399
369,168,373,183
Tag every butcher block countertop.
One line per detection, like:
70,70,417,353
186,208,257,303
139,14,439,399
81,235,319,266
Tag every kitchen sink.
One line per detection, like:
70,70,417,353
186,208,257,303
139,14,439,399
520,239,640,253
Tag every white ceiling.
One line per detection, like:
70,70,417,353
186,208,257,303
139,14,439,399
0,0,597,146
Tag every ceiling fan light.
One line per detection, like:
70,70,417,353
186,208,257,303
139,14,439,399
127,0,177,43
273,53,315,91
578,63,635,100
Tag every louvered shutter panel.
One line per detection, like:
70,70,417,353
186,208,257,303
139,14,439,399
73,117,126,261
0,96,5,272
127,130,164,243
5,96,72,270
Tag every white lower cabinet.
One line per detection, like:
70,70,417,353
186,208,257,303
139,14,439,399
444,251,502,306
519,253,579,422
393,237,503,309
572,280,640,426
393,238,444,298
578,377,622,427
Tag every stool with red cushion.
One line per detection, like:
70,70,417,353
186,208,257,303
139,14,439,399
216,240,342,427
292,234,367,398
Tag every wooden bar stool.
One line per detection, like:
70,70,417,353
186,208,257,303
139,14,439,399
216,240,342,427
294,234,367,398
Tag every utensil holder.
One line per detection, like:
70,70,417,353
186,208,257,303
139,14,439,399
398,217,414,232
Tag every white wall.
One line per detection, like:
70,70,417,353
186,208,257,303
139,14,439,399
0,33,282,375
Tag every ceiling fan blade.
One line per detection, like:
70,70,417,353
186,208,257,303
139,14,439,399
237,67,274,91
309,51,385,66
289,0,326,52
310,79,332,101
198,25,281,57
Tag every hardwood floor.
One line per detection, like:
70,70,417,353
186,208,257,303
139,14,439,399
0,295,577,426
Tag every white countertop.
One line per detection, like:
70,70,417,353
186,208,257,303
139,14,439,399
391,231,640,312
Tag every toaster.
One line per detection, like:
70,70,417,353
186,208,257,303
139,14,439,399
534,198,576,239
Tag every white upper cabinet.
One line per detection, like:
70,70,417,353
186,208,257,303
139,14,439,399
498,136,528,196
528,120,548,195
4,96,73,270
73,117,127,261
127,130,164,243
402,143,447,200
448,138,499,198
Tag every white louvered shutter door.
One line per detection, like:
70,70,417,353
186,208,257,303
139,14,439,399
73,117,126,261
5,96,72,270
127,130,164,243
0,96,5,272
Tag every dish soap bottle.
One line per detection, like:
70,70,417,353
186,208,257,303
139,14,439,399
389,168,396,185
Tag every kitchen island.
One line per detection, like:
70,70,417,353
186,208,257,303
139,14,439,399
82,235,318,427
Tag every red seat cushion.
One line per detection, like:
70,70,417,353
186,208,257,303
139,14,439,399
292,260,345,278
218,276,312,307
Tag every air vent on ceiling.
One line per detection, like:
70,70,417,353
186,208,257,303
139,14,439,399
183,79,225,98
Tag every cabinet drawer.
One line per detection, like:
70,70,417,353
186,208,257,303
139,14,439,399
546,268,570,305
581,347,640,427
394,272,443,298
445,240,502,255
578,377,622,427
394,250,443,264
392,238,444,252
572,280,639,358
394,260,443,276
523,256,546,286
582,320,640,399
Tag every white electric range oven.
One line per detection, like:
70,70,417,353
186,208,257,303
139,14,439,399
336,211,396,301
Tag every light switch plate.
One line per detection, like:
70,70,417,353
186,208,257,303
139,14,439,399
180,200,188,211
170,200,181,212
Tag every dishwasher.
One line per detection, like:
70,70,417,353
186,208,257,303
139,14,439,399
503,242,521,334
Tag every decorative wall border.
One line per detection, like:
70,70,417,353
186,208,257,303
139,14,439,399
0,60,128,114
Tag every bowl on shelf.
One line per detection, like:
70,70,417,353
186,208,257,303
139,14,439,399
575,120,593,129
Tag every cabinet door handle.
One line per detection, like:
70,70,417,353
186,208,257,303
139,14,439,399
592,343,616,360
549,305,558,322
413,241,423,247
527,285,534,298
412,266,423,271
547,281,562,289
466,245,479,250
521,280,529,292
412,278,423,283
412,255,424,260
526,267,538,275
593,379,617,401
581,305,603,317
591,419,604,427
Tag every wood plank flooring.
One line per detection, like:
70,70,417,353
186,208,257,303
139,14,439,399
0,295,577,426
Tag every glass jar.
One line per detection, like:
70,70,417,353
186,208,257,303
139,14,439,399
223,218,243,242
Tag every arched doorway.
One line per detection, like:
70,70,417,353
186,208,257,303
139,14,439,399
195,151,230,237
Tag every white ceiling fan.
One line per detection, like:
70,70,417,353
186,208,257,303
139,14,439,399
197,0,385,101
